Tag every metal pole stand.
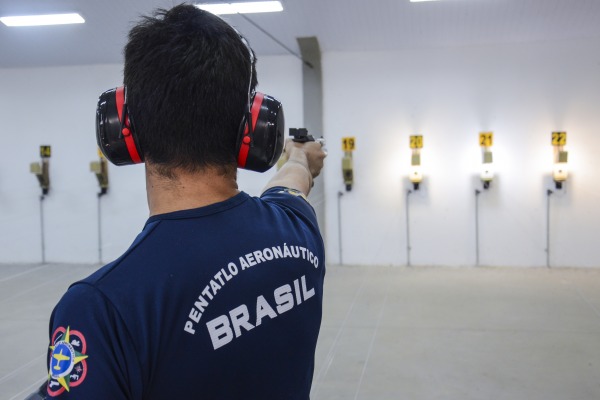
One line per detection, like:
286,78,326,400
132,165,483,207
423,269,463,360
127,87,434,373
97,193,104,264
546,189,553,268
39,195,46,264
406,189,413,266
475,189,481,266
337,191,344,265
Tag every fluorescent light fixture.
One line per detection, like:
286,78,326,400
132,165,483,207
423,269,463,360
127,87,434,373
0,13,85,27
410,0,441,2
196,1,283,15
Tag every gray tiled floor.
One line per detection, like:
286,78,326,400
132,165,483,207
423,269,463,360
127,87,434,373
0,264,95,400
2,264,600,399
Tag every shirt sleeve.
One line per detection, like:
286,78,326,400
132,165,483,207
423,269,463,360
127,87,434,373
46,283,142,399
260,187,319,229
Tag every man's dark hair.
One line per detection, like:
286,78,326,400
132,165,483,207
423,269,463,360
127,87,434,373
124,4,257,176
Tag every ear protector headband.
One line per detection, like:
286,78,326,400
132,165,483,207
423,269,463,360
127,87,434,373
95,32,284,172
236,36,285,172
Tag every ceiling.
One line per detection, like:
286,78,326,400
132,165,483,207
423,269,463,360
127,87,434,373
1,0,600,68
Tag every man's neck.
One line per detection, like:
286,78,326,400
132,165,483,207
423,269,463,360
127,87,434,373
146,164,239,216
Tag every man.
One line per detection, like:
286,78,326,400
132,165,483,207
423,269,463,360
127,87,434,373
39,4,326,399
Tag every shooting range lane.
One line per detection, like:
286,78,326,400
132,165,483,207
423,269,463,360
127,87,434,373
310,265,600,400
2,264,600,399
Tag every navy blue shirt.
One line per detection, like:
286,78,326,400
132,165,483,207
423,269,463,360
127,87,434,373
46,188,325,399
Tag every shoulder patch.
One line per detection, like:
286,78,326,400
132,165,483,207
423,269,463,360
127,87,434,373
277,188,308,201
47,326,89,396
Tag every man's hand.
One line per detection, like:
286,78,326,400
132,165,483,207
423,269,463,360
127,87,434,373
284,139,326,179
263,138,327,196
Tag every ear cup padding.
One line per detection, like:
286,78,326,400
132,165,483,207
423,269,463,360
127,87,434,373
237,93,285,172
96,87,143,165
237,92,264,169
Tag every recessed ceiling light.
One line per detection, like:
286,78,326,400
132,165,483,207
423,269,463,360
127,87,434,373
196,1,283,15
0,13,85,27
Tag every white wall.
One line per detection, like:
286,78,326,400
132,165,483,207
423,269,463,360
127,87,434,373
4,39,600,268
0,55,303,264
323,38,600,268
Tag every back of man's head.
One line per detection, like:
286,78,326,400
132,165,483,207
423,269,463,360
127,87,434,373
124,4,256,177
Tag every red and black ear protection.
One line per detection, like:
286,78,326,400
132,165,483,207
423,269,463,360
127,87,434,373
96,86,143,166
96,36,284,172
235,32,284,172
237,92,285,172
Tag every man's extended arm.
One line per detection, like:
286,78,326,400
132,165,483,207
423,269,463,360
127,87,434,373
262,139,327,196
